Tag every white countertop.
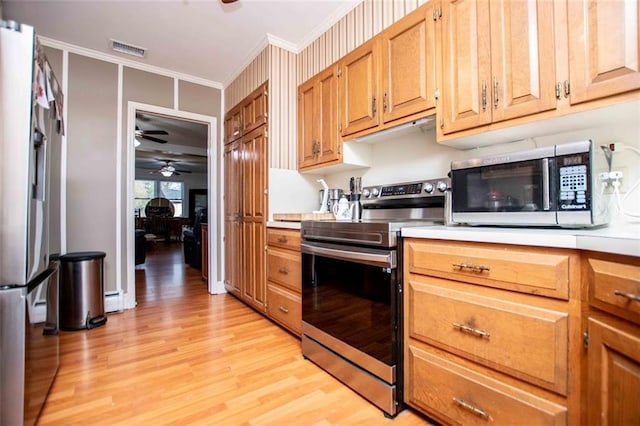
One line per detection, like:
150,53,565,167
402,224,640,257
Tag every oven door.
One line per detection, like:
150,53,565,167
301,241,398,383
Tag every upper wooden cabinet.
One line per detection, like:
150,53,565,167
224,105,242,144
567,0,640,105
298,66,340,170
338,38,380,137
243,83,268,134
224,82,268,144
439,0,557,135
381,3,437,124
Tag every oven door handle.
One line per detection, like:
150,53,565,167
301,242,396,268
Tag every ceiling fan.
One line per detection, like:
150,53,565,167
135,125,168,144
157,160,192,177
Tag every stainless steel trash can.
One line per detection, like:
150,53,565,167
59,251,107,330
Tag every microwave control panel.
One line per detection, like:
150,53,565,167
558,152,589,210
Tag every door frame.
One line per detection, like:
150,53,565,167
124,102,221,309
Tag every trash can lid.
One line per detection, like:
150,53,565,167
60,251,106,262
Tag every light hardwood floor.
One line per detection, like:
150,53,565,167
39,243,432,425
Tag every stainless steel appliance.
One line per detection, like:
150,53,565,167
450,140,610,227
1,20,64,425
301,178,448,417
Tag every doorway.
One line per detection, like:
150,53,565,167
125,102,219,310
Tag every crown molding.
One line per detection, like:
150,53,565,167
38,36,224,90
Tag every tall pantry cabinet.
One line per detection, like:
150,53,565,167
224,82,268,312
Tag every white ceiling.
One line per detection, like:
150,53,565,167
2,0,360,85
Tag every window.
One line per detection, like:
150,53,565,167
135,179,184,217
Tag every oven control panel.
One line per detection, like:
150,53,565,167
362,178,449,199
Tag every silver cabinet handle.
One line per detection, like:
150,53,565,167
453,397,492,420
614,290,640,302
277,236,288,243
278,306,289,314
278,267,289,275
452,262,490,273
481,80,487,111
452,322,491,339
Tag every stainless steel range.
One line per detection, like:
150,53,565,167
300,177,449,418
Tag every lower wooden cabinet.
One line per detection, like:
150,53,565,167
585,252,640,425
404,238,582,425
265,227,301,336
406,344,567,425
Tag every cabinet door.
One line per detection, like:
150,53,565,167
242,221,267,311
339,38,380,136
440,0,492,134
224,141,242,295
588,316,640,425
242,126,267,220
382,3,436,124
568,0,640,104
243,83,268,134
297,78,318,169
489,0,557,122
225,106,242,143
316,67,340,165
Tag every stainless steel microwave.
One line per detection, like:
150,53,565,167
450,140,609,227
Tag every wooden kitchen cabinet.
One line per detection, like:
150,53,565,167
585,252,640,425
438,0,557,135
224,140,242,296
567,0,640,105
240,125,268,311
380,2,436,124
298,66,341,171
224,104,242,144
266,228,302,336
338,38,380,137
404,238,583,425
223,85,268,312
242,83,268,135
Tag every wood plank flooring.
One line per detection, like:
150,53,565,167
39,243,432,425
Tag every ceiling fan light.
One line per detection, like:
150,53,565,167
134,138,141,147
160,170,173,177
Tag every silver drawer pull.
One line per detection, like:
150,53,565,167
614,290,640,303
452,262,490,273
453,397,492,421
278,306,289,314
277,236,288,243
278,267,289,275
452,322,491,339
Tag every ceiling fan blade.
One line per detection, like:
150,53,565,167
141,135,168,144
141,130,168,135
221,0,238,3
174,169,192,174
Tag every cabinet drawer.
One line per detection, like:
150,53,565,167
587,255,640,325
407,240,571,300
267,247,301,293
267,228,301,251
406,345,567,426
407,276,568,394
267,283,301,336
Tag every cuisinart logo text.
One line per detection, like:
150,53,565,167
561,204,587,210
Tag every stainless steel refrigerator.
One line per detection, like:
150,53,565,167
0,20,64,425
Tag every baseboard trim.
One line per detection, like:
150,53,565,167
105,291,124,313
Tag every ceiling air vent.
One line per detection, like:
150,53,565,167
110,39,146,58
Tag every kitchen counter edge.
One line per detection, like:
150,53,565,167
401,225,640,258
267,221,302,230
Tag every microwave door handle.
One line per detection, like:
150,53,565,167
542,158,550,210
